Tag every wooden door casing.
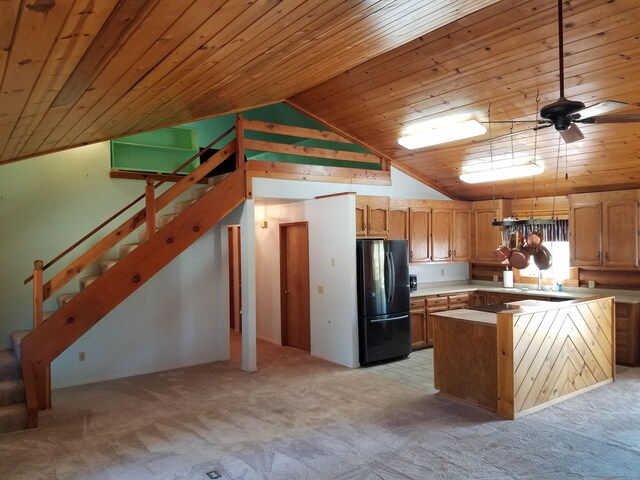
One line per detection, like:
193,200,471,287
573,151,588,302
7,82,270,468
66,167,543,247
280,222,311,352
228,225,242,332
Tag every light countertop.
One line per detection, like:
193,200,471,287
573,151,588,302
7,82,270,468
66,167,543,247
410,280,640,303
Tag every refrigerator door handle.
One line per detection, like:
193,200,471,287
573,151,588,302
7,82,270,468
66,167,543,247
389,251,396,304
385,251,393,304
371,314,409,323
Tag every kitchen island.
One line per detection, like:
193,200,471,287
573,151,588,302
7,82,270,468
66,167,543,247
431,297,615,419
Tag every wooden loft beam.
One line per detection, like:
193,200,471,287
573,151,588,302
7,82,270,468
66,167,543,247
285,100,458,200
244,160,390,199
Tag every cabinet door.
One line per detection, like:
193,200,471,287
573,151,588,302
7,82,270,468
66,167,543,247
410,307,427,350
615,303,639,366
355,204,367,237
388,208,409,240
452,210,471,262
570,202,602,266
409,207,431,263
367,206,389,238
431,209,452,261
603,201,638,268
470,292,487,307
473,208,501,262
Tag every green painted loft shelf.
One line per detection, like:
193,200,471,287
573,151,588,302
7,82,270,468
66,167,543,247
111,127,200,174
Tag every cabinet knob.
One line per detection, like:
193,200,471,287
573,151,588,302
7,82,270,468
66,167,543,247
410,251,413,258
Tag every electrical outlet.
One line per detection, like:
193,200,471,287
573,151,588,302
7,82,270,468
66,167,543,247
331,258,335,267
79,352,86,362
318,285,324,294
492,274,499,282
440,269,445,276
588,280,596,288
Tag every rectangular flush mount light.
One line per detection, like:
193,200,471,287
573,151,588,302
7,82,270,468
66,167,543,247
460,159,545,184
398,119,486,149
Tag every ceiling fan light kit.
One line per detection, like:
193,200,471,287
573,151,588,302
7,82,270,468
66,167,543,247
398,119,486,149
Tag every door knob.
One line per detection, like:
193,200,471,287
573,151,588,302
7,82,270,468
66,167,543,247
284,289,291,294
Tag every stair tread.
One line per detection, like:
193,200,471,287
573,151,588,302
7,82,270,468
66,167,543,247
0,379,25,407
0,403,28,434
0,350,19,382
10,331,30,362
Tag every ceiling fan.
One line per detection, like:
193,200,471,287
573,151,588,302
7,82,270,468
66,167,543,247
488,0,640,144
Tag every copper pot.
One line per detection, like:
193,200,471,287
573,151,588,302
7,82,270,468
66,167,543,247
533,245,553,270
526,230,543,249
509,246,530,269
493,245,511,262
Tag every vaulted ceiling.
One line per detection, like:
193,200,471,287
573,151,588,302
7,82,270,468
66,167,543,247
2,0,639,201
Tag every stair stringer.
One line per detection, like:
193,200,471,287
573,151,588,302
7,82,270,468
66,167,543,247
20,168,246,426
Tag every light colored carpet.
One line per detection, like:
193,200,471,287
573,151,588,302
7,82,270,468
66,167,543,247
1,333,639,479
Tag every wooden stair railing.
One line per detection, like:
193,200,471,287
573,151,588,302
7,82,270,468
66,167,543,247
20,117,245,427
21,166,247,427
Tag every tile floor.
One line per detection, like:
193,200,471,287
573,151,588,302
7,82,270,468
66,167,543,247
364,347,436,394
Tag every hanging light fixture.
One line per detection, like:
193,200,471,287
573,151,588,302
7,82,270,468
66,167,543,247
398,116,486,149
459,156,544,184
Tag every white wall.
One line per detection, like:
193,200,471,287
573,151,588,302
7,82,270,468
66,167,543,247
0,143,236,387
254,195,358,368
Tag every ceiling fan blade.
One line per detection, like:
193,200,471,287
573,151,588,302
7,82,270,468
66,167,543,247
475,123,553,144
572,100,628,120
559,123,584,143
578,114,640,124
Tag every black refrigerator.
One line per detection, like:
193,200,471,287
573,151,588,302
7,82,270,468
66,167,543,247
356,239,411,366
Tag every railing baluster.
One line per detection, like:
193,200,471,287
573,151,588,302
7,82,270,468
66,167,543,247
145,178,156,241
236,114,245,169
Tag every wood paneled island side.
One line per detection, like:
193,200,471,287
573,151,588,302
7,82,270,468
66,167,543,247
431,297,615,419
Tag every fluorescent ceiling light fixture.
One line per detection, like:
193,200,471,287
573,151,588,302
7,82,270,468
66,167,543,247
398,119,486,149
460,158,545,184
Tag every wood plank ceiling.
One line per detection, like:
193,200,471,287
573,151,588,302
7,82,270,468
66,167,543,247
0,0,497,166
291,0,640,201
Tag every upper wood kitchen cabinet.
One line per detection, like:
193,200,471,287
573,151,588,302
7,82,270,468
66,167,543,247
452,209,472,262
431,208,452,261
430,206,471,262
356,196,389,238
569,191,638,268
388,201,409,240
471,199,510,263
409,206,431,263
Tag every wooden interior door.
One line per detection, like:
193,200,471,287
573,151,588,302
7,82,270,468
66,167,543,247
228,225,242,332
280,222,311,352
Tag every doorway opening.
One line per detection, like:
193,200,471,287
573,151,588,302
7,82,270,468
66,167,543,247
228,225,242,333
279,222,311,352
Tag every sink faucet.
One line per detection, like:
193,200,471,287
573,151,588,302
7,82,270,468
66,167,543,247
537,271,542,291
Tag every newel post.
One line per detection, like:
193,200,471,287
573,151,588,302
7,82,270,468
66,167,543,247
145,178,156,241
32,260,44,331
235,114,245,169
31,259,51,410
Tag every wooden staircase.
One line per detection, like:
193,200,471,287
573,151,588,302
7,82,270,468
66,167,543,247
14,123,247,430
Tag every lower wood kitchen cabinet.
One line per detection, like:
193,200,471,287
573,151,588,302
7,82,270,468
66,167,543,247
411,292,470,350
615,302,640,366
410,298,427,350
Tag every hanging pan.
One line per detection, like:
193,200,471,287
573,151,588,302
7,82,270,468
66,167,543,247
533,245,553,270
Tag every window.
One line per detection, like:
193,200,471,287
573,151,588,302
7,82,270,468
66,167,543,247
518,220,570,283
